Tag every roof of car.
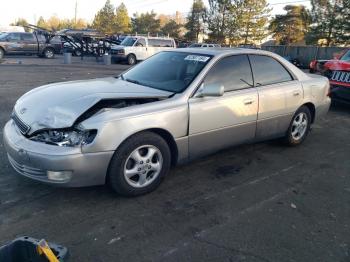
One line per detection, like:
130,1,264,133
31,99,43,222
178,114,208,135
170,47,267,56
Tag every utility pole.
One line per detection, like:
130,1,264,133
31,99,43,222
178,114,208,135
74,0,78,25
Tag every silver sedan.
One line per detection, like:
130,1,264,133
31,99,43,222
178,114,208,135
3,48,331,196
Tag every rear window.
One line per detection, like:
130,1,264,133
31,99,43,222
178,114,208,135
148,39,173,47
21,33,34,41
249,55,293,86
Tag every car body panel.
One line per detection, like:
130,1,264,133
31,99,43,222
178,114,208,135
3,48,331,187
188,88,258,158
14,77,172,135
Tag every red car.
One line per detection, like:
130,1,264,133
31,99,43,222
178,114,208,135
321,49,350,104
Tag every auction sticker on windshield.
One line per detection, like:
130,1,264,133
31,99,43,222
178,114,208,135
185,55,210,62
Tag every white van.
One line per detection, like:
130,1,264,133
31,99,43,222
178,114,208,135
111,36,176,65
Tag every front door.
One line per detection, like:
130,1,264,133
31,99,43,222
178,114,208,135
134,38,147,60
188,55,258,159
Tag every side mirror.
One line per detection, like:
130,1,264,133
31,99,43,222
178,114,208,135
196,83,224,98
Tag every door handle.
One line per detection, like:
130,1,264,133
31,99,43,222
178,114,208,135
293,91,300,96
243,99,254,105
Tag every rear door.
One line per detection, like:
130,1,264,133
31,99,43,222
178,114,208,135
249,54,303,139
21,33,37,53
189,55,258,159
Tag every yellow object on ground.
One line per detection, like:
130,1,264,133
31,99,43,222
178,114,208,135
36,239,59,262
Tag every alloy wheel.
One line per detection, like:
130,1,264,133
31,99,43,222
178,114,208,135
124,145,163,188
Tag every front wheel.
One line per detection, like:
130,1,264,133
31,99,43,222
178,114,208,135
284,106,311,146
127,54,136,65
43,48,55,59
107,132,171,196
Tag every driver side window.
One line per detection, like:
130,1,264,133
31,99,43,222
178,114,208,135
8,33,21,42
203,55,253,92
136,38,146,47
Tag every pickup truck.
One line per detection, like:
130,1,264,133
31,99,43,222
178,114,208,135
0,32,62,59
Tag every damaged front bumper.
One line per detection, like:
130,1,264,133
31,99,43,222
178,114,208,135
3,120,114,187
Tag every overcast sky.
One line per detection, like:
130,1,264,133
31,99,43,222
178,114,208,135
1,0,311,26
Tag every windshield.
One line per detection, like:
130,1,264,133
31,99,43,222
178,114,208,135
121,51,212,93
0,33,9,40
340,50,350,61
121,37,137,47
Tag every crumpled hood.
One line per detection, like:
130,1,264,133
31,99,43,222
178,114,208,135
325,60,350,71
14,77,172,134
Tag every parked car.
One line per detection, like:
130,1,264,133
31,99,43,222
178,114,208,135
3,49,330,196
322,49,350,104
189,43,221,48
0,32,62,59
309,59,330,73
111,36,176,65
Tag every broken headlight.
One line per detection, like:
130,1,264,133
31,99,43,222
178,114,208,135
30,129,97,147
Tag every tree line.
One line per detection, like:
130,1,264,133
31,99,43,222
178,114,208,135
11,0,349,46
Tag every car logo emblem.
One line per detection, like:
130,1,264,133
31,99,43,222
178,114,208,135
20,108,27,114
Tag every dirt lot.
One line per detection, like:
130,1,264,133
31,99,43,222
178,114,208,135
0,56,350,262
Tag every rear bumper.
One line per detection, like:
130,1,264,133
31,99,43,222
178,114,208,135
3,120,114,187
315,98,331,121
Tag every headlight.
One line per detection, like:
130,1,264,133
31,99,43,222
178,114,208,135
30,129,97,147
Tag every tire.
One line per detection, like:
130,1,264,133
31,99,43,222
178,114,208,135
43,48,55,59
284,106,311,146
74,50,82,57
127,54,136,65
107,132,171,196
0,48,4,59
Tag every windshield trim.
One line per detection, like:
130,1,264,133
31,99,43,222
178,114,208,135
120,51,214,94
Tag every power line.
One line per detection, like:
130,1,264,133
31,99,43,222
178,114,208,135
269,0,310,5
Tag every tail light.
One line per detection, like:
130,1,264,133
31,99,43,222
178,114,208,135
326,82,331,97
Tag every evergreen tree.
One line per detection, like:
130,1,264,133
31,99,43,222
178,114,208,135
269,5,310,45
131,11,160,34
185,0,206,42
207,0,232,44
307,0,347,46
115,3,131,33
162,20,181,38
92,0,117,34
238,0,271,45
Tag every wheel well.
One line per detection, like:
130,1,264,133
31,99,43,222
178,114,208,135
146,128,178,166
127,53,136,59
0,46,5,54
302,102,316,123
43,47,54,53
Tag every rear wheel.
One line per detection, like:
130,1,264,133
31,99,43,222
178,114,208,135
284,106,311,146
43,48,55,59
108,132,171,196
127,54,136,65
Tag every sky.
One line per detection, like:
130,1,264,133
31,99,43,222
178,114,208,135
1,0,311,26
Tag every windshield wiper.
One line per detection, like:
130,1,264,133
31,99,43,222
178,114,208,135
125,78,142,85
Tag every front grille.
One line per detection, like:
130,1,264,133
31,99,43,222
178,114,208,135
330,71,350,83
12,112,30,135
